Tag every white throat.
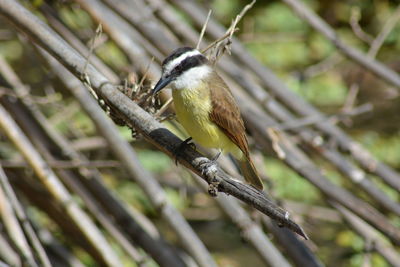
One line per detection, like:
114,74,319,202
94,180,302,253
171,65,212,90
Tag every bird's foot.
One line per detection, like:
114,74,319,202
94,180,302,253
195,156,220,197
173,137,196,165
210,151,221,162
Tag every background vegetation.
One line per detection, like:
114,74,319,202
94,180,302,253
0,0,399,266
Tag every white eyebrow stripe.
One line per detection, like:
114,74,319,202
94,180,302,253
164,50,201,74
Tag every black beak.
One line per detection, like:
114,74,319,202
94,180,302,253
152,76,172,95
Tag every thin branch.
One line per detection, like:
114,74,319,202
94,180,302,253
83,23,102,75
368,4,400,58
201,29,238,54
274,103,373,131
349,7,373,44
196,9,211,50
344,4,400,114
203,0,255,60
0,159,121,169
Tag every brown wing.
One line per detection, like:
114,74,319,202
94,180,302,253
208,72,250,158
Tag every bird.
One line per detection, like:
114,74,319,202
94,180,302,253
153,47,263,190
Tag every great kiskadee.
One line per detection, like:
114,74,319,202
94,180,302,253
153,47,263,190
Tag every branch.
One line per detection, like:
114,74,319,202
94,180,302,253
196,9,211,50
0,0,307,239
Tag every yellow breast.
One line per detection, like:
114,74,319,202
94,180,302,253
172,84,241,156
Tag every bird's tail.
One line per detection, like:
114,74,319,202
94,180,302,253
238,156,264,190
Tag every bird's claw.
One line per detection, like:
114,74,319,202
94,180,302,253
195,157,220,197
173,137,196,165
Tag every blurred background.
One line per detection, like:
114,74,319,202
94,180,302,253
0,0,399,266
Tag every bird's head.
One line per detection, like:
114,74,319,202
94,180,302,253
152,47,211,94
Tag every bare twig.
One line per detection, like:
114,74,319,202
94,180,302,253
1,159,121,169
344,4,400,113
83,23,102,75
349,7,373,44
275,103,373,131
201,29,238,54
203,0,255,61
368,4,400,58
196,9,211,50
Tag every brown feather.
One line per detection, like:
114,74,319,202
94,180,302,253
207,72,250,158
207,71,263,190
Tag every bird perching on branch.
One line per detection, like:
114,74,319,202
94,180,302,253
153,47,264,190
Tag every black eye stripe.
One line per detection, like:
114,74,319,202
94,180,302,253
171,55,208,76
162,47,193,66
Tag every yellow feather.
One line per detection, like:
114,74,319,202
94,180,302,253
172,84,242,158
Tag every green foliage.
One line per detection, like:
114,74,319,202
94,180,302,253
266,158,320,203
246,41,309,69
136,149,172,173
95,41,129,70
212,0,241,22
58,6,94,30
0,40,23,61
254,2,307,33
114,180,155,214
356,132,400,167
288,71,348,106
